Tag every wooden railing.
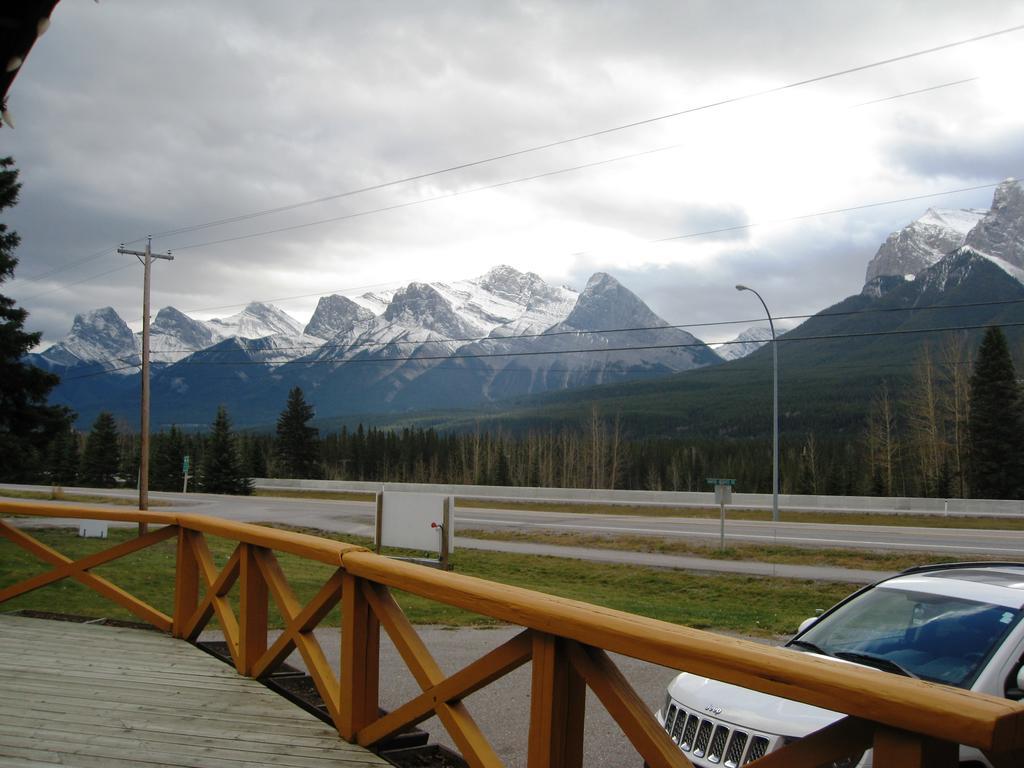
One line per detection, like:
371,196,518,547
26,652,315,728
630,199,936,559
2,499,1023,768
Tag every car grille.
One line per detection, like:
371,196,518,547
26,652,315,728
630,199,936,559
662,702,773,767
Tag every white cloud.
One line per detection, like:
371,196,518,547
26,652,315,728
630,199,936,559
4,0,1023,347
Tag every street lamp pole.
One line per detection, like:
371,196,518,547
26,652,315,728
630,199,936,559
735,284,779,522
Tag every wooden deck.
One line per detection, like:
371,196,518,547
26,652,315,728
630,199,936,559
0,614,388,768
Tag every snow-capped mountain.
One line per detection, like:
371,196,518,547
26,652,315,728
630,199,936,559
149,306,226,364
864,207,987,283
303,295,375,340
388,272,721,410
207,302,305,339
351,265,579,338
964,178,1024,268
37,307,140,373
716,326,772,361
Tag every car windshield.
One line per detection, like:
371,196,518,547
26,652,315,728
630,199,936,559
788,585,1022,688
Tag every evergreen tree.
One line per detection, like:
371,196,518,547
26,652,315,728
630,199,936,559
199,406,253,495
0,157,73,481
241,437,268,478
46,426,79,486
967,326,1024,499
79,412,121,488
274,386,320,478
150,426,186,492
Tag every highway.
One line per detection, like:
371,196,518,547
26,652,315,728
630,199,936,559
4,483,1024,560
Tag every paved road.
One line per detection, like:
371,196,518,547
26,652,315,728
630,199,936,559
5,484,1024,582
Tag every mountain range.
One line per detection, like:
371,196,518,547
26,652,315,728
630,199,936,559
31,265,725,428
28,178,1024,434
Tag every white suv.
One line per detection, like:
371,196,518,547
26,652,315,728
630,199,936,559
655,563,1024,767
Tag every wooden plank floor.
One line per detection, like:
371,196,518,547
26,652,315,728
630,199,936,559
0,615,388,768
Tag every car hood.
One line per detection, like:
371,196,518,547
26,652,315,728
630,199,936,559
667,664,851,738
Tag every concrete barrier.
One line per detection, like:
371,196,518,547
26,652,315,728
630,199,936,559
253,478,1024,517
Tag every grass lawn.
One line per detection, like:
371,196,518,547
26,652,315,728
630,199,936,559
456,528,994,573
0,523,857,637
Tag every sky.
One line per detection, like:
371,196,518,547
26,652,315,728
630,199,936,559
4,0,1024,347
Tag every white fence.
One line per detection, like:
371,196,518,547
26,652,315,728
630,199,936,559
253,478,1024,517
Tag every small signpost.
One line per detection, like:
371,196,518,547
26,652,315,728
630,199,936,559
182,454,191,493
706,478,736,550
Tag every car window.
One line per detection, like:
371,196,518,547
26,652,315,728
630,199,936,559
792,586,1022,688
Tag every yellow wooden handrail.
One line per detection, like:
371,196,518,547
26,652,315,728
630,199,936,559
2,499,1023,768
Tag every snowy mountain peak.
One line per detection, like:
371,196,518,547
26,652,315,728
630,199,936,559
304,295,375,340
964,178,1024,269
864,206,987,283
148,306,225,364
152,306,223,348
41,306,139,372
563,272,664,332
384,282,477,339
208,302,304,339
477,265,546,302
716,326,773,361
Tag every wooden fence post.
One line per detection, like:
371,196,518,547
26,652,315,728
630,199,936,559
528,632,585,768
340,573,380,740
873,728,958,768
172,527,198,639
239,544,268,676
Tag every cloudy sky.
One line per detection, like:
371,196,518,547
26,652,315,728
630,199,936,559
5,0,1024,347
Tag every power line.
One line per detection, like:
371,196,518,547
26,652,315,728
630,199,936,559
851,76,979,107
148,23,1023,242
53,295,1024,375
650,181,1009,244
18,22,1014,287
18,72,992,293
59,317,1024,381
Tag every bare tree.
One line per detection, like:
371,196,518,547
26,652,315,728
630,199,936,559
940,332,971,497
906,345,945,494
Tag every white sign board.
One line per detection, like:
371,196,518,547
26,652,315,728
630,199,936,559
78,520,109,539
378,492,453,553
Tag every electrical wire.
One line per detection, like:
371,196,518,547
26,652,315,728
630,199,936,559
57,316,1024,381
53,295,1024,374
148,23,1023,242
19,22,1013,287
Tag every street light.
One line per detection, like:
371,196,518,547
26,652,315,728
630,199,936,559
735,284,779,522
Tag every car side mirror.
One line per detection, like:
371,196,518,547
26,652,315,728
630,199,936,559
797,617,817,635
1007,666,1024,701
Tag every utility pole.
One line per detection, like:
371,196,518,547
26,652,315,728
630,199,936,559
118,237,173,532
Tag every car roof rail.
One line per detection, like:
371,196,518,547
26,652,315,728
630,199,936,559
898,561,1024,576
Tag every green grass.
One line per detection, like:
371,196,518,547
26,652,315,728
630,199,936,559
0,524,857,637
456,528,994,573
455,497,1024,529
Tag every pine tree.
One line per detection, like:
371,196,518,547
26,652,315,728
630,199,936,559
241,437,268,478
79,412,121,488
0,157,73,481
274,386,320,478
967,326,1024,499
46,426,79,486
150,426,186,492
199,406,253,495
